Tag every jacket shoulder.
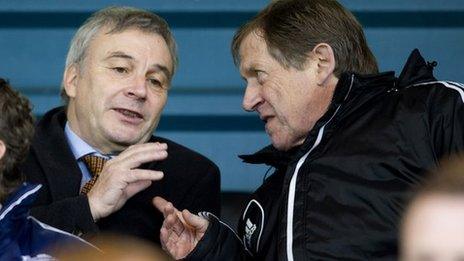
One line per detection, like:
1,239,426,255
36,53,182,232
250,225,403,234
402,80,464,105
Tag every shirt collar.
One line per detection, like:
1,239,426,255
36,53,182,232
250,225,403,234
64,122,108,160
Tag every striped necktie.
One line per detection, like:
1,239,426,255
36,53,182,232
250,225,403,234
80,155,108,195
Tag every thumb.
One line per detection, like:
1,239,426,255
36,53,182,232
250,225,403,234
182,209,209,232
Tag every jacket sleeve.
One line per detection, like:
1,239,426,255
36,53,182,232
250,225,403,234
185,213,252,261
29,195,99,235
429,81,464,157
22,151,99,236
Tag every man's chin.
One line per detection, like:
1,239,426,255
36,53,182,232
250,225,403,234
105,133,146,150
267,128,286,150
271,138,288,151
271,136,298,152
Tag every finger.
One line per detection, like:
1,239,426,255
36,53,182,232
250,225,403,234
124,180,152,198
126,169,164,183
153,196,168,215
119,142,168,158
165,210,183,229
153,197,177,218
171,217,186,237
182,209,209,231
164,218,176,234
112,143,168,168
165,208,189,238
119,149,168,169
176,211,195,231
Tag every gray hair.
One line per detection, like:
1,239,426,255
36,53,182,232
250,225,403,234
61,6,178,103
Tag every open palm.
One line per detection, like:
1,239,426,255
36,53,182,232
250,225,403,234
154,197,209,259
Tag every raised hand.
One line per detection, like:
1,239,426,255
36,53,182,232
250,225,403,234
87,142,167,221
153,196,209,260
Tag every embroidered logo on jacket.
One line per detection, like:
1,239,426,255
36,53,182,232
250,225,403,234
245,218,257,246
241,199,265,255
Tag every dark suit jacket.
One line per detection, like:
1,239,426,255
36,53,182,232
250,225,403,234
21,107,221,244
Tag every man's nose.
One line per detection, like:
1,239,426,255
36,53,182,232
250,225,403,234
125,75,147,99
242,85,263,112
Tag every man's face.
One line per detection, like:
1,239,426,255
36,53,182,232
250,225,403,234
401,194,464,261
239,32,335,151
65,28,173,153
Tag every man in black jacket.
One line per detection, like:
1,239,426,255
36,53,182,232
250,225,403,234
21,7,220,245
154,0,464,260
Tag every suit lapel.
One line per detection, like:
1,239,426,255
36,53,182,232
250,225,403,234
33,107,83,200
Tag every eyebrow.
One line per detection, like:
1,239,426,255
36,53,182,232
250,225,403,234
105,51,172,80
105,51,134,61
240,64,255,77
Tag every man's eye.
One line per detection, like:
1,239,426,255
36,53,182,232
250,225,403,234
112,67,128,74
149,78,161,87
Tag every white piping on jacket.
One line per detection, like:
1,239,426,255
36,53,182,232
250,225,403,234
0,184,41,220
286,75,354,261
411,80,464,103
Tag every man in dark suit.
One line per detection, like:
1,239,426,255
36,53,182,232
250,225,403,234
21,6,220,244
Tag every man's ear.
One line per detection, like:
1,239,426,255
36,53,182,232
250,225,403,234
311,43,336,86
0,140,6,161
63,64,79,98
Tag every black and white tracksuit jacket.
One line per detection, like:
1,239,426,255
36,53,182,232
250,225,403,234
186,49,464,260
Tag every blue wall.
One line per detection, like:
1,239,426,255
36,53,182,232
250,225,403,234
1,0,463,191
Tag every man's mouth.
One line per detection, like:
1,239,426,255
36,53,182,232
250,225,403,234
114,108,144,120
260,115,273,123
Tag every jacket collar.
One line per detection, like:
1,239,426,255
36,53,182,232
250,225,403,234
396,49,437,88
240,49,436,167
239,145,299,169
32,107,83,199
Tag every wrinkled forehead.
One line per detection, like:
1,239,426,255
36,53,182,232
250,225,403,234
86,28,173,76
87,27,162,55
238,31,268,69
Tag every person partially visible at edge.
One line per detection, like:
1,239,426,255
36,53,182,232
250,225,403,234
400,156,464,261
0,78,95,260
20,6,220,245
153,0,464,260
